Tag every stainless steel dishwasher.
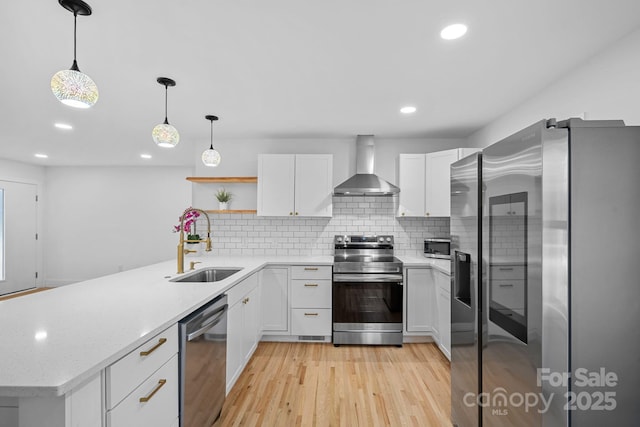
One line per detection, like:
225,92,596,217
179,294,228,427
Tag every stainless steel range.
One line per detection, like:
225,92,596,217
332,235,404,346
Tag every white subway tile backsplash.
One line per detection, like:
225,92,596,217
200,196,450,256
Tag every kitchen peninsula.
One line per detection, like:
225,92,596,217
0,254,445,426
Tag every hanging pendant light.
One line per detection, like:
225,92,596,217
202,115,221,167
152,77,180,148
50,0,99,109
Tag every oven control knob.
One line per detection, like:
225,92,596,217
337,236,343,242
378,237,384,242
386,237,392,242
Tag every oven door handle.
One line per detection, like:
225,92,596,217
332,273,404,283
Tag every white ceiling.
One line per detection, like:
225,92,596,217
1,0,640,166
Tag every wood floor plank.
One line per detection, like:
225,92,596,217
216,342,451,427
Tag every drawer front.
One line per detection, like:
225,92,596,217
291,279,332,308
226,272,258,307
108,354,179,427
491,281,525,309
490,265,525,280
107,324,178,409
290,265,332,280
291,308,332,336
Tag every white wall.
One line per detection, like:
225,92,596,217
0,159,46,287
467,28,640,147
43,166,192,285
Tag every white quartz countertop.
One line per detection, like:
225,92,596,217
0,253,450,398
399,255,451,274
0,255,331,398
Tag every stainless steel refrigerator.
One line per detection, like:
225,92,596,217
450,118,640,427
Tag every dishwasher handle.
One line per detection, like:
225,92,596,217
187,304,228,341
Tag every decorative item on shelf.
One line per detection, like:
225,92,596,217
202,115,221,167
152,77,180,147
215,187,232,210
173,208,201,255
50,0,99,109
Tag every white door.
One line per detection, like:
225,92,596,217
425,149,460,217
0,180,37,295
257,154,295,216
398,154,426,217
294,154,333,217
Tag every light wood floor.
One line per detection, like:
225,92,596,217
216,342,452,427
0,287,52,302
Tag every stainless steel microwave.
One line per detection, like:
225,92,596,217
423,238,451,259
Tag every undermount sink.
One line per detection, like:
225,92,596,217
171,267,243,283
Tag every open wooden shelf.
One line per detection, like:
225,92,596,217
186,176,257,183
205,209,257,214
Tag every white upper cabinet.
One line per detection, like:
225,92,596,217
397,154,426,217
398,148,479,217
258,154,333,217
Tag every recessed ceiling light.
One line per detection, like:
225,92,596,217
441,23,467,40
34,153,48,159
54,122,73,130
140,154,152,159
400,106,417,114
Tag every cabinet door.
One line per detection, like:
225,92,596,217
434,271,452,358
405,268,435,332
294,154,333,217
398,154,426,217
257,154,295,216
437,287,451,360
425,149,460,217
242,287,260,363
226,301,244,392
260,267,289,333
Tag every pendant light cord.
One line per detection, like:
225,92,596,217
210,119,214,149
70,12,80,71
164,84,169,125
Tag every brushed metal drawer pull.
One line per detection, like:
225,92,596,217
304,312,319,316
498,284,514,287
304,267,318,271
304,283,319,287
139,379,166,403
140,338,167,357
499,267,514,271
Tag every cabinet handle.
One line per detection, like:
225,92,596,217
304,283,319,287
499,267,514,271
304,312,318,316
304,267,318,271
139,338,167,357
295,212,299,216
498,284,514,287
289,212,293,216
426,212,430,217
139,379,167,403
401,212,405,216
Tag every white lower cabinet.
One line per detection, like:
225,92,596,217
226,273,260,394
290,266,332,337
105,324,179,427
107,355,179,427
260,267,289,334
405,268,435,333
434,270,452,360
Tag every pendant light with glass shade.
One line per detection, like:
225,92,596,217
50,0,99,109
152,77,180,147
202,115,221,167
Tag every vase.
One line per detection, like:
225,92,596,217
219,202,229,210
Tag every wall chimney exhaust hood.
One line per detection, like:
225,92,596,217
333,135,400,196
